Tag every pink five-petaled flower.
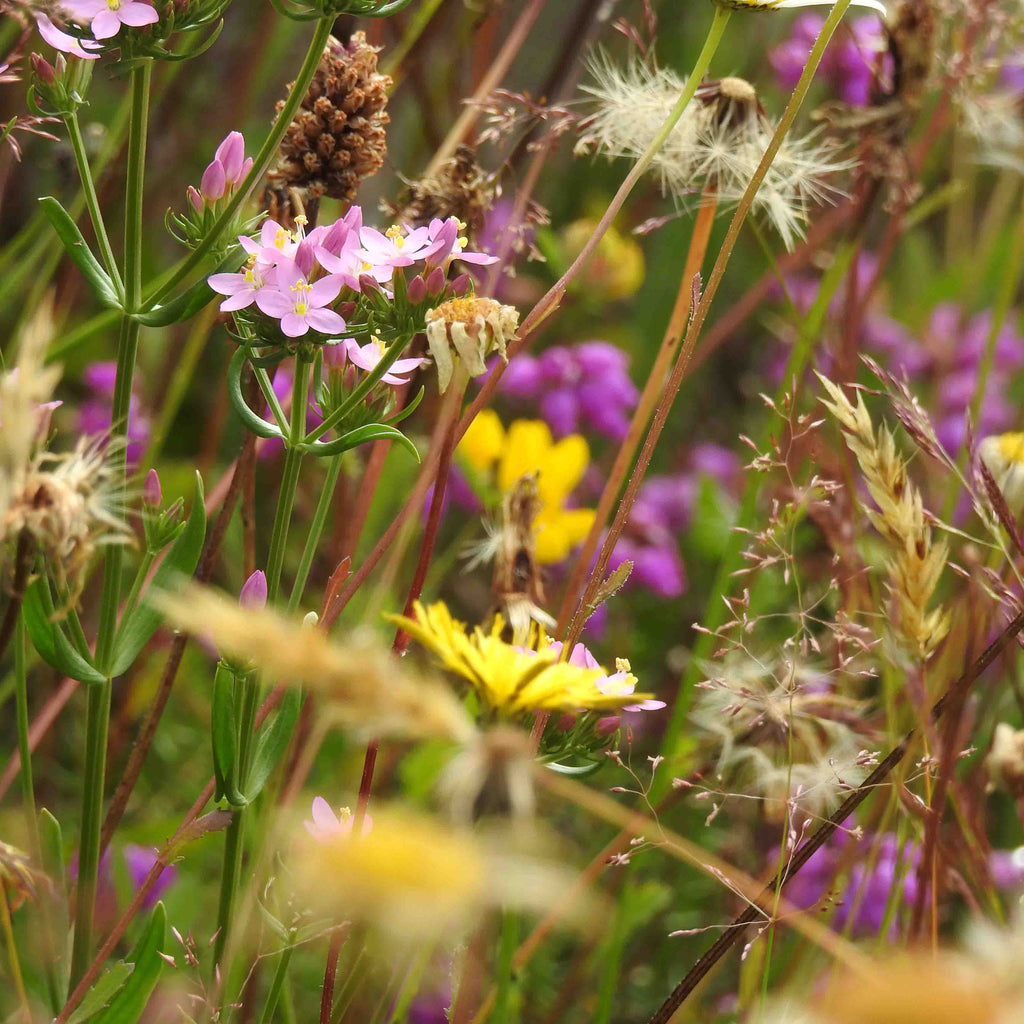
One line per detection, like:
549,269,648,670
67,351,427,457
34,13,102,58
67,0,159,40
343,336,427,386
254,260,345,338
423,217,499,268
209,257,274,313
356,224,435,283
548,641,666,713
303,797,372,842
241,218,300,270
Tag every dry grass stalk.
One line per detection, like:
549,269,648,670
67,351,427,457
818,374,950,658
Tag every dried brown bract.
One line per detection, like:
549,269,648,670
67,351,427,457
265,32,391,219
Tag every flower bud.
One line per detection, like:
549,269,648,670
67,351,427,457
450,273,471,297
425,266,446,296
186,185,202,213
407,274,427,304
143,469,162,507
30,52,55,85
358,273,381,295
200,159,227,202
239,570,268,610
595,715,621,737
214,131,246,184
323,341,348,370
556,713,578,732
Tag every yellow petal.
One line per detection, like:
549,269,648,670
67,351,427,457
537,434,590,507
458,409,505,474
497,420,553,493
534,508,595,564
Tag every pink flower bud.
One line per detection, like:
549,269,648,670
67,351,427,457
596,716,621,737
450,273,471,296
214,131,245,183
186,185,202,212
323,341,349,370
239,570,267,610
200,159,226,202
407,275,427,304
143,469,162,507
30,52,55,84
425,266,445,296
358,273,380,294
556,713,578,732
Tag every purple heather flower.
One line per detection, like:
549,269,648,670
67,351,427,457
239,570,267,610
609,536,687,598
123,845,177,909
77,362,150,467
68,0,159,39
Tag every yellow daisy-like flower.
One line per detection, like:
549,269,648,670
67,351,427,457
387,601,653,717
458,412,596,563
980,432,1024,514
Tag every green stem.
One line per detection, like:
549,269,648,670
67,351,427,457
63,108,124,297
14,618,38,851
146,17,334,309
112,550,157,648
259,940,297,1024
493,911,520,1024
212,800,246,968
71,60,151,988
287,455,343,614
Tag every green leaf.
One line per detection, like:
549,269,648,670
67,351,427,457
244,687,301,802
110,472,206,677
227,348,287,440
302,423,420,461
133,251,243,327
211,662,246,807
23,576,107,685
39,197,121,309
38,808,70,1009
91,903,166,1024
65,964,134,1024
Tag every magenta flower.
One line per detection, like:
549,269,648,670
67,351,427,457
68,0,159,40
254,261,345,338
303,796,372,842
239,570,267,610
34,12,101,58
343,336,427,385
123,845,177,909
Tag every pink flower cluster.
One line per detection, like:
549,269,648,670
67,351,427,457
210,208,496,340
36,0,158,54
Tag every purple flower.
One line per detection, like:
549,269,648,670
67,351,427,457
254,260,346,338
123,845,177,909
68,0,159,40
609,536,686,598
239,570,267,610
77,361,150,467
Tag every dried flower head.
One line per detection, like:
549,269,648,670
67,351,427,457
579,58,853,248
265,32,390,216
818,375,950,658
0,840,38,909
424,297,518,392
387,600,655,717
153,585,475,744
394,144,495,241
439,725,537,823
985,722,1024,799
288,805,590,940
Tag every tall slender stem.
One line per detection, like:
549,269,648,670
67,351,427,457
14,619,37,849
288,454,343,615
71,60,151,987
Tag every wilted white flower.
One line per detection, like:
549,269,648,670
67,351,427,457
580,62,853,248
424,297,518,392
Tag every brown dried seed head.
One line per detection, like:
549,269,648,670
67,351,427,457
265,32,391,217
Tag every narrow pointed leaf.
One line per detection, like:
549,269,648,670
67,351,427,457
39,197,121,309
23,576,107,685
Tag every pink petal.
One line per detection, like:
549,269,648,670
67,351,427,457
117,2,160,26
254,289,293,318
346,347,379,372
220,292,256,312
208,272,246,295
280,313,309,337
305,308,346,335
455,251,499,265
90,9,122,38
310,796,338,831
308,275,342,305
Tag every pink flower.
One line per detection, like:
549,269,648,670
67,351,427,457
254,260,345,338
423,217,498,267
356,224,435,283
343,336,427,385
68,0,159,40
241,218,300,270
303,796,371,842
197,132,252,204
209,258,275,312
548,641,665,713
34,12,101,58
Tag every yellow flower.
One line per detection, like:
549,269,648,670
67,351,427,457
387,601,655,716
458,413,595,563
980,432,1024,514
561,219,644,302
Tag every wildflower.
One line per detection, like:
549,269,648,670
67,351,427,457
342,336,427,385
209,257,273,312
290,806,588,940
266,32,390,207
980,434,1024,518
153,585,476,743
67,0,160,39
425,297,518,393
122,845,177,910
388,601,657,716
357,223,436,283
195,131,252,205
421,216,499,268
548,642,665,712
238,570,267,610
76,361,150,467
143,469,161,508
458,413,594,564
560,219,645,302
492,342,639,441
581,60,852,248
396,145,495,241
254,260,346,338
303,797,372,841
